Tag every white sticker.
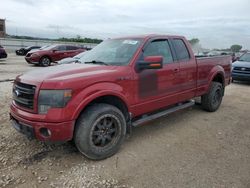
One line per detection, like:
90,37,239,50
123,40,138,45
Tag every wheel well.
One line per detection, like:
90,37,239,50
40,55,51,62
212,73,225,95
212,73,224,87
83,95,129,121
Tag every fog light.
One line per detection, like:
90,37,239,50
39,128,51,137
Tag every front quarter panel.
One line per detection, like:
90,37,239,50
70,82,132,120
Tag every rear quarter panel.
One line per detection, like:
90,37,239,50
196,55,231,96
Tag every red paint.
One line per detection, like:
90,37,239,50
10,35,231,141
25,45,85,64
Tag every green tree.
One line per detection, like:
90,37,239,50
188,38,200,45
230,44,242,52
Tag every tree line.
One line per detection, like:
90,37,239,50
6,34,103,44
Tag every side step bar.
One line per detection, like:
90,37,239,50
132,100,195,127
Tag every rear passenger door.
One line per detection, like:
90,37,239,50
66,46,79,57
171,38,197,100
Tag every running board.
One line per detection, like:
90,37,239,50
132,100,195,127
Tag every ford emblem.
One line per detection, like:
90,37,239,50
241,67,246,71
15,89,20,97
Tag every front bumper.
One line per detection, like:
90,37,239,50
11,117,35,140
10,104,75,142
16,50,24,56
0,52,7,59
232,72,250,81
25,56,40,64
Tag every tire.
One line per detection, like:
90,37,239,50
74,103,126,160
201,82,224,112
40,56,51,66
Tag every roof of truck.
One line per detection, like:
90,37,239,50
114,34,185,40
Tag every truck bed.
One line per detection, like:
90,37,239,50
196,55,232,96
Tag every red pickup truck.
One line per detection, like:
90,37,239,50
10,35,231,160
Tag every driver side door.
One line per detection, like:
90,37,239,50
133,38,181,115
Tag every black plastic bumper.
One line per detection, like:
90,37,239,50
10,115,35,140
0,53,7,58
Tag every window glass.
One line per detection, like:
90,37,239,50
239,53,250,62
172,39,190,61
79,39,142,65
143,40,173,64
57,45,66,51
67,46,78,50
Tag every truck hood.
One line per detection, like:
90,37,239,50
17,64,119,84
232,60,250,68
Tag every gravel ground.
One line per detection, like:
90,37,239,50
0,54,250,188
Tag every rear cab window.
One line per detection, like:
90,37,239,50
172,39,190,61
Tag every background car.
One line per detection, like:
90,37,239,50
16,46,41,56
57,51,87,64
0,45,7,59
207,51,221,56
25,44,86,66
232,52,250,82
28,45,51,54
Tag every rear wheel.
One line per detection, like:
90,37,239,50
74,103,126,160
40,56,51,66
201,82,224,112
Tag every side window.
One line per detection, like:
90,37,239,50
67,46,78,51
57,45,66,51
172,39,190,61
143,40,173,64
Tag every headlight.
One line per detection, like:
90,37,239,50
38,90,72,114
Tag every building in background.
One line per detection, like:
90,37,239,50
0,19,6,38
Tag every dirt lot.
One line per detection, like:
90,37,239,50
0,54,250,188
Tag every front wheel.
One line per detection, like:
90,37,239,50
40,56,51,66
201,82,224,112
74,103,126,160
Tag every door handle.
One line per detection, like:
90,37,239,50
173,68,179,73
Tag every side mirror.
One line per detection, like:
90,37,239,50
138,56,163,70
52,49,58,53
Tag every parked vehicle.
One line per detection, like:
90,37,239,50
58,51,87,64
0,45,7,59
16,46,41,56
10,34,231,160
28,45,51,54
207,51,220,56
25,45,85,66
232,52,250,81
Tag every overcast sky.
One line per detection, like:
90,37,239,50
1,0,250,49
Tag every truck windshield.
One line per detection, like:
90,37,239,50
239,53,250,62
79,39,142,65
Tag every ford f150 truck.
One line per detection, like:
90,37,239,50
10,35,231,160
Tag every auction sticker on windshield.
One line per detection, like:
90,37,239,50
123,40,138,45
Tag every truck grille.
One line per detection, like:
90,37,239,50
13,82,36,110
233,67,250,74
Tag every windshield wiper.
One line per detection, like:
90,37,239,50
84,60,109,65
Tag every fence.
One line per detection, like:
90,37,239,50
0,38,97,52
